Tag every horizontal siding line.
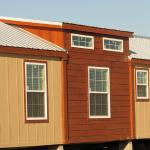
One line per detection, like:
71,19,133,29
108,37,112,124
69,127,130,132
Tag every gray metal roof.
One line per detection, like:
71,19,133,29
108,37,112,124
129,35,150,60
0,22,65,51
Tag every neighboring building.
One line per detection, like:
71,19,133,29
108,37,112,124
129,35,150,150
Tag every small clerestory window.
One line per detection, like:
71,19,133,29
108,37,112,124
71,33,94,49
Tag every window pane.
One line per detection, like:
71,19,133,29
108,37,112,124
73,41,79,46
80,41,85,46
27,92,45,118
72,36,78,41
90,69,95,80
80,37,85,42
104,39,122,51
90,68,108,92
137,71,147,84
33,65,38,77
72,35,93,48
137,85,147,97
39,65,44,77
90,93,108,116
33,78,38,90
27,78,32,90
26,64,45,91
27,65,32,77
96,81,107,92
90,80,95,91
96,69,107,80
86,38,92,43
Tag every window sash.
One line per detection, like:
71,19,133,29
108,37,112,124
136,70,149,99
103,37,123,52
88,67,110,118
90,93,108,117
25,62,47,120
71,33,94,49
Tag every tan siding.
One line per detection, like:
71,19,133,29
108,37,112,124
0,54,63,148
135,101,150,138
0,57,10,145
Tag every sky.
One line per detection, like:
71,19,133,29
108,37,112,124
0,0,150,36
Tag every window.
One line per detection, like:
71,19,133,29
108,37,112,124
25,61,47,121
136,70,149,99
71,34,94,49
88,67,110,118
103,37,123,52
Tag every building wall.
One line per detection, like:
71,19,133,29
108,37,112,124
132,60,150,139
65,31,132,143
0,53,63,148
22,26,64,48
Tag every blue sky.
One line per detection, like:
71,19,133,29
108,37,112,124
0,0,149,36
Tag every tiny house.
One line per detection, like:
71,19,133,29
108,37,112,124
62,23,133,147
0,17,144,150
0,21,66,148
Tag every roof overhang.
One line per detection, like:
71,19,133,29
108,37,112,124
63,22,133,38
0,46,67,59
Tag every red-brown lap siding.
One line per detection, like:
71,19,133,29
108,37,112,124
65,32,131,143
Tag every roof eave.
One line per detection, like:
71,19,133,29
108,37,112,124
0,46,67,59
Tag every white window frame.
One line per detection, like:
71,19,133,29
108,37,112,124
88,66,111,119
71,33,94,49
136,69,149,99
25,62,48,121
103,37,123,52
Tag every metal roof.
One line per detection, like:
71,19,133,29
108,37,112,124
0,22,65,51
129,35,150,60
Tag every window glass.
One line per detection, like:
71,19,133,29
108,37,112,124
72,34,94,49
103,38,123,52
136,70,148,99
25,62,47,120
89,67,110,118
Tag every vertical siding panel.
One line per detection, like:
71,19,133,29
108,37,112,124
135,102,145,138
37,124,47,145
53,61,62,143
17,58,29,145
8,57,19,145
28,124,38,144
0,56,10,145
46,61,54,144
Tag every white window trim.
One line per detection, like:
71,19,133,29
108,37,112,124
88,66,111,119
71,33,94,49
136,69,149,99
103,37,123,52
25,62,48,121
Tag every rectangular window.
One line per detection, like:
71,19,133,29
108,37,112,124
103,37,123,52
25,61,48,121
136,70,149,99
71,33,94,49
88,67,110,118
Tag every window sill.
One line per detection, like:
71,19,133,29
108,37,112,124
25,119,49,123
136,98,149,102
